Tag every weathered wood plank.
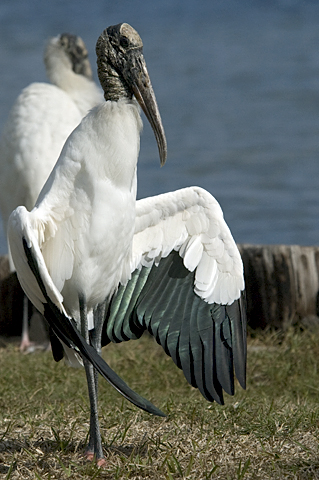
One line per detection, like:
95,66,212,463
0,244,319,338
238,244,319,329
0,255,24,337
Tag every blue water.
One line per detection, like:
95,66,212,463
0,0,318,251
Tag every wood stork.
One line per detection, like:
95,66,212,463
8,23,247,466
0,33,102,351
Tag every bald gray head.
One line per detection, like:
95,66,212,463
96,23,143,101
96,23,167,166
45,33,93,80
58,33,93,78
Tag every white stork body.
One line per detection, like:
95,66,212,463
0,33,102,350
8,23,247,465
31,100,141,322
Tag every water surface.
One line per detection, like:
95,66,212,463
0,0,318,252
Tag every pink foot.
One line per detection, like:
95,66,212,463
20,339,50,353
84,450,106,467
20,338,35,353
96,458,107,467
84,451,94,462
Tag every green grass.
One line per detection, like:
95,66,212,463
1,329,319,479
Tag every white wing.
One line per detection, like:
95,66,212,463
106,186,247,403
132,186,244,305
7,206,68,317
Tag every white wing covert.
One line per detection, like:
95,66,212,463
132,186,244,305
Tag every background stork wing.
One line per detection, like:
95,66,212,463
104,187,247,404
8,206,165,417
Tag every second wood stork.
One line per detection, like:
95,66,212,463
8,23,247,466
0,33,102,351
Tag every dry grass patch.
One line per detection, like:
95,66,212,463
1,329,319,479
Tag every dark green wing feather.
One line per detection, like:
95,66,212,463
104,250,247,405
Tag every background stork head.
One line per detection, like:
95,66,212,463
45,33,93,79
96,23,167,166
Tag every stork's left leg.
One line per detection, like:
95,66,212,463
20,295,33,352
80,296,106,466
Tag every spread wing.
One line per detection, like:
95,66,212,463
104,187,247,404
7,205,165,417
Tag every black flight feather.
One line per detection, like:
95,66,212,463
104,250,247,405
211,304,234,396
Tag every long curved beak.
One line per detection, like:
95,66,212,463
124,51,167,166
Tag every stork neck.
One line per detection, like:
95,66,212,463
97,62,132,102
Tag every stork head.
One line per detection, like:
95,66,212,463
96,23,167,166
45,33,93,79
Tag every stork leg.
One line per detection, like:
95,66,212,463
79,295,106,466
20,295,33,352
20,295,51,353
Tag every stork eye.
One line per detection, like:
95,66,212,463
120,36,129,48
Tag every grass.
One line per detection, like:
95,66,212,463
1,329,319,479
